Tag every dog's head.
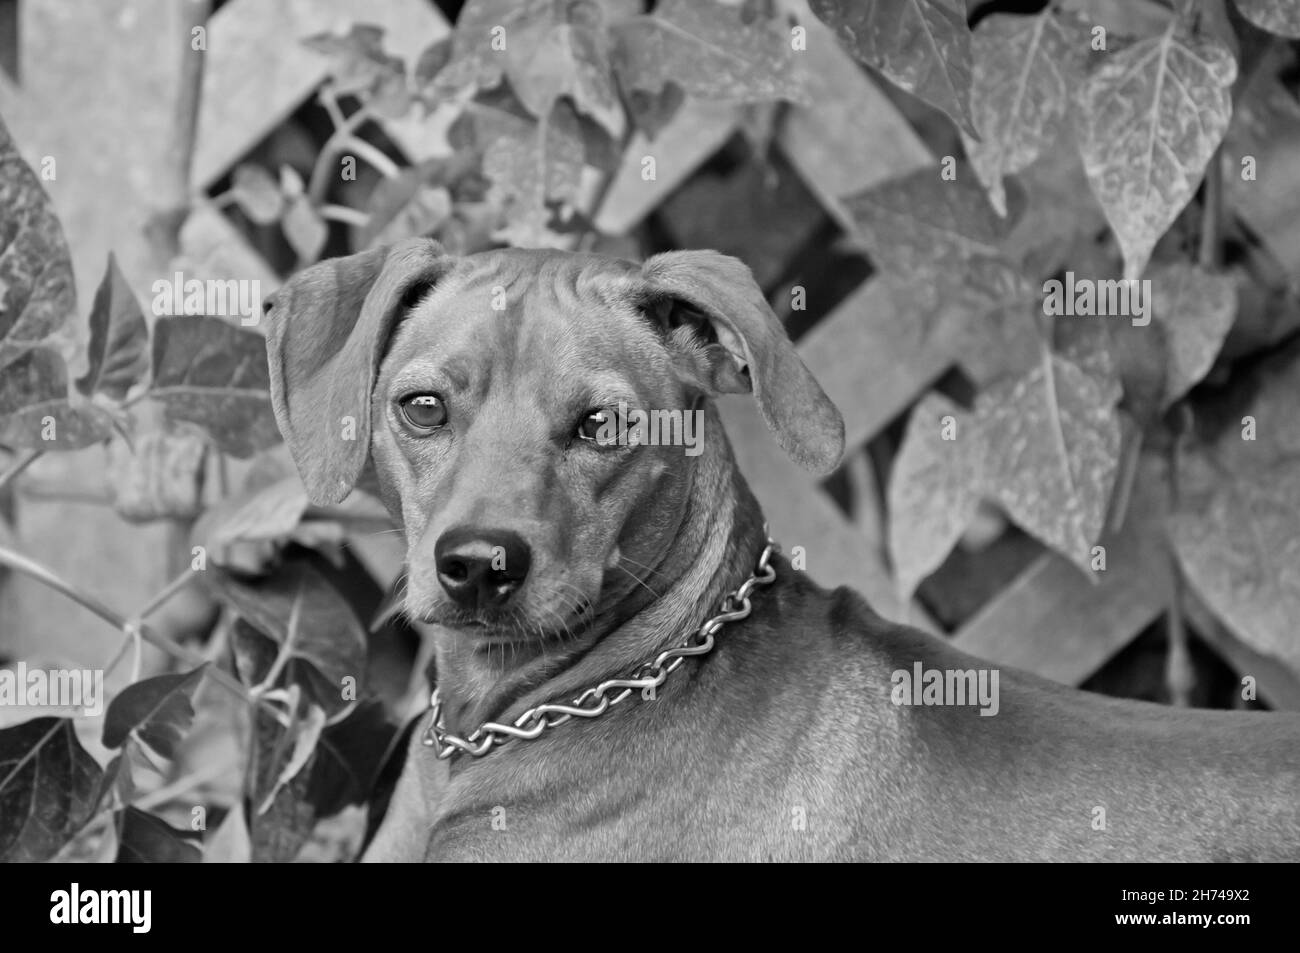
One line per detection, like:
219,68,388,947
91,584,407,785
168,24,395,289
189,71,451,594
264,238,843,647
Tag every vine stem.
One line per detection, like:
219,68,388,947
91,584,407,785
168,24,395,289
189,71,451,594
0,544,252,706
306,101,380,205
0,449,42,494
1198,144,1223,270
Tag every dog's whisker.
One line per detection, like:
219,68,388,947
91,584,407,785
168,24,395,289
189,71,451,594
613,563,661,600
616,554,672,583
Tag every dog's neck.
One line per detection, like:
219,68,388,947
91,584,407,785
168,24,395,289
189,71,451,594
432,403,769,746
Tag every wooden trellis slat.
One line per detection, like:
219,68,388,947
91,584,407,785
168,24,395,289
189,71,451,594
777,8,932,233
1183,591,1300,711
952,458,1173,684
593,100,740,235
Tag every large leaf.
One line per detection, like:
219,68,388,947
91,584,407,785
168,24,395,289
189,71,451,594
149,315,280,457
613,0,808,104
480,98,586,247
247,700,395,862
843,164,1036,327
114,806,201,863
77,253,149,401
962,10,1080,217
810,0,975,136
0,114,77,374
1234,0,1300,37
889,324,1122,598
0,116,113,449
0,717,103,862
1076,24,1236,279
436,0,553,94
1170,349,1300,675
206,560,368,717
1108,263,1236,416
507,0,623,135
102,666,206,759
229,164,285,226
303,24,411,118
0,347,114,449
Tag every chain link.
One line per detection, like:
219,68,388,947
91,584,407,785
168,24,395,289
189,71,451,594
422,536,779,759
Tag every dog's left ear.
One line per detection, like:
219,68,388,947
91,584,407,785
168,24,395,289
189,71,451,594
263,238,451,505
640,250,845,475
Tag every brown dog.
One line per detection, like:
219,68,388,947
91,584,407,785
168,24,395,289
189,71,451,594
264,238,1300,861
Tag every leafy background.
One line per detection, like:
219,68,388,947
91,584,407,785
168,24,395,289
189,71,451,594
2,0,1300,862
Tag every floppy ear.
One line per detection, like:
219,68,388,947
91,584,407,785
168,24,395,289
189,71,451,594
640,250,845,475
263,238,451,505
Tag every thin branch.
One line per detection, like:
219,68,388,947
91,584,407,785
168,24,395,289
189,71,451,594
317,204,370,227
0,449,42,494
134,566,201,621
1198,144,1223,270
306,105,377,204
0,544,251,706
340,136,401,180
1164,404,1195,707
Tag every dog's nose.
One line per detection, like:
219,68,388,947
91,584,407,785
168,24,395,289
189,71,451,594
434,527,532,609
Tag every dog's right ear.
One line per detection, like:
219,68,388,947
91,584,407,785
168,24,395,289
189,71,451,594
263,238,451,505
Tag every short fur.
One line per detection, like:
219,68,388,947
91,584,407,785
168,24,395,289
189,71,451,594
261,240,1300,862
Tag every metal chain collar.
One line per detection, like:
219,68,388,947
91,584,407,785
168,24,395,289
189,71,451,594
422,536,779,759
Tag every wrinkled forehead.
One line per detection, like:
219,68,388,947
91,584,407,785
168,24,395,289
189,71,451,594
382,249,671,396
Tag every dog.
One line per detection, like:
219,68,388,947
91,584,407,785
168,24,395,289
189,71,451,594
263,238,1300,861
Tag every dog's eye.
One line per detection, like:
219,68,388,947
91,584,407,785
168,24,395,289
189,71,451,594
399,394,448,430
576,409,615,444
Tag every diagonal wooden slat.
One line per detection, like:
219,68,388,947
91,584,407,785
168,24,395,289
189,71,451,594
952,458,1173,684
719,395,935,630
593,100,740,235
194,0,450,189
778,3,932,233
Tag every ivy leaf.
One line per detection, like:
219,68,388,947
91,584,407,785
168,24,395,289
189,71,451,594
77,253,149,401
1153,268,1235,407
303,24,411,118
0,347,114,449
282,197,329,264
612,0,808,104
229,164,285,226
247,700,395,862
889,324,1122,598
0,717,104,862
436,0,551,94
205,560,367,718
1103,265,1237,424
102,666,206,759
481,98,586,247
843,164,1035,325
1170,349,1300,675
506,0,624,136
0,114,78,374
0,115,111,449
1076,24,1236,279
149,315,280,458
810,0,976,136
962,10,1080,217
203,802,252,862
1233,0,1300,38
114,806,201,863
